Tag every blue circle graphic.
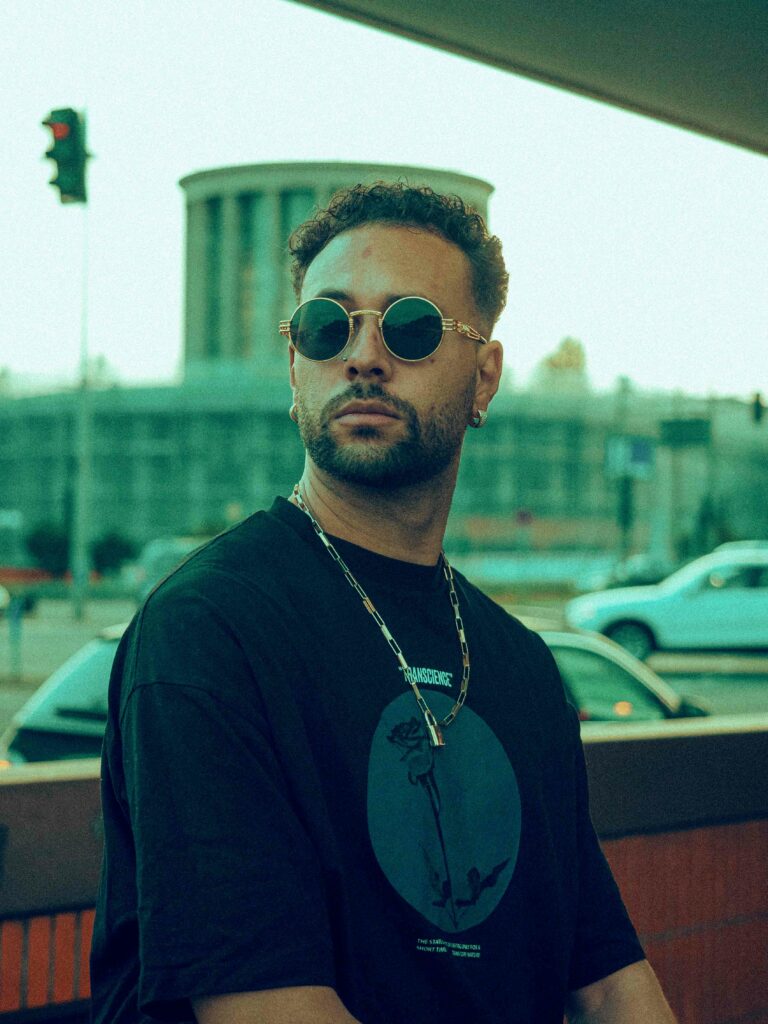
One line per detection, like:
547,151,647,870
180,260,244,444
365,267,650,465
367,692,521,933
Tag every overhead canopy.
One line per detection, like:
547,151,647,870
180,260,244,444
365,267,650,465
289,0,768,156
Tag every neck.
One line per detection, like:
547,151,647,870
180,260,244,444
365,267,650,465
291,461,458,566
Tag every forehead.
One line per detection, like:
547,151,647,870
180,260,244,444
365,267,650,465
300,223,474,307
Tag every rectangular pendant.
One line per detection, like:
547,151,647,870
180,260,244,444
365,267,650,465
426,720,445,748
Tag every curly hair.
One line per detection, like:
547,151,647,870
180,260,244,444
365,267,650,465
286,180,509,337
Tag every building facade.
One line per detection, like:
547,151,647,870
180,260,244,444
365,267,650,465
2,161,766,568
179,162,493,385
2,376,766,563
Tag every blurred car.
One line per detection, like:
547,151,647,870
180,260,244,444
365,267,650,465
714,540,768,551
0,621,708,766
133,535,212,602
565,549,768,660
541,630,708,722
0,583,10,618
576,552,679,593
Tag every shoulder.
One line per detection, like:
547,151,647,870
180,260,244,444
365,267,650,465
453,570,555,664
452,570,569,720
156,506,310,588
112,508,314,705
139,502,322,617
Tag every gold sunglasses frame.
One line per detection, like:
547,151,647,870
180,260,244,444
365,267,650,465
279,295,488,362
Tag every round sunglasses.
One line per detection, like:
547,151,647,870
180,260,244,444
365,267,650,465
279,295,488,362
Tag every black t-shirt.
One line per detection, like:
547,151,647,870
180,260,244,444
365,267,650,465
90,497,643,1024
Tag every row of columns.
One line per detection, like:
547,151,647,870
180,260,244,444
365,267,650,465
184,186,338,380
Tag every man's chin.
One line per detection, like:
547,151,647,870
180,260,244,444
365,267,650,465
309,444,451,490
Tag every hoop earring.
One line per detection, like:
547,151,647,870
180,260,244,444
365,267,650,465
289,403,298,424
470,408,488,429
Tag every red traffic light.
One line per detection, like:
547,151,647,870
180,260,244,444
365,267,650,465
49,121,72,140
42,107,88,204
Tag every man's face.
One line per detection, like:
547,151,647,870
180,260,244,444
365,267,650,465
289,223,499,490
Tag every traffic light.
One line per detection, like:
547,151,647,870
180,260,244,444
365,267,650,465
42,108,88,203
752,392,765,424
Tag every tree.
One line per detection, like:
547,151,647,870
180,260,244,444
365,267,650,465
529,337,591,393
24,523,70,577
91,532,138,575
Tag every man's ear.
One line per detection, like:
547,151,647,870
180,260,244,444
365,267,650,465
289,344,297,390
475,340,504,411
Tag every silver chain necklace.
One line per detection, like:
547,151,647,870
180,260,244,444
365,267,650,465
292,484,470,748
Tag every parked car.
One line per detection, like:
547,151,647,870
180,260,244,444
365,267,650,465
0,621,708,765
0,624,123,764
541,630,708,722
565,549,768,660
132,535,213,602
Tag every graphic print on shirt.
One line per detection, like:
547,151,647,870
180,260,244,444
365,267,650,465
400,665,454,688
367,691,521,934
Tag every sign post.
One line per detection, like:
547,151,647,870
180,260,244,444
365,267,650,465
605,436,655,558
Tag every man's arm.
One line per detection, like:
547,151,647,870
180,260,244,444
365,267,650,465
566,960,677,1023
192,985,362,1024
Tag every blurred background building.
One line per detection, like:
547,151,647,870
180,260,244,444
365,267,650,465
1,160,766,572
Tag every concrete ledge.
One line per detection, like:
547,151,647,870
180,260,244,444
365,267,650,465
583,714,768,837
2,718,768,914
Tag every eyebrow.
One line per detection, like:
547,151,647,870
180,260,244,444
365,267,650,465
314,289,420,308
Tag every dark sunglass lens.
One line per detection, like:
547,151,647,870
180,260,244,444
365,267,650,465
290,299,348,360
383,298,443,359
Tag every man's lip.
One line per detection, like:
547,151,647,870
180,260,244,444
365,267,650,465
334,402,400,419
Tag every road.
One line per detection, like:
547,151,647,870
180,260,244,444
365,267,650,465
652,666,768,716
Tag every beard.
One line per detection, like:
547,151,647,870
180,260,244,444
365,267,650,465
295,379,476,489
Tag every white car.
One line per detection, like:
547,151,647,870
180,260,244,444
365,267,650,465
541,630,707,722
715,539,768,551
565,549,768,660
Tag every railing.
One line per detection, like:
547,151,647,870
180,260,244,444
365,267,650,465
1,717,767,1023
0,761,100,1022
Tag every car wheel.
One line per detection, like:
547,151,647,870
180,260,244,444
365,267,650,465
605,622,655,661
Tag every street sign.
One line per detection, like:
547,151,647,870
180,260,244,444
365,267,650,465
605,436,655,479
659,418,711,446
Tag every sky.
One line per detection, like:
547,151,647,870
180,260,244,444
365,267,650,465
2,0,766,399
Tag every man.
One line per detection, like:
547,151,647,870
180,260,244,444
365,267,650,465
90,182,676,1023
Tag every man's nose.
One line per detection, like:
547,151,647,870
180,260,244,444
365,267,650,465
342,312,394,378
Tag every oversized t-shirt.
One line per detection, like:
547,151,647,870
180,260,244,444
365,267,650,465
90,497,644,1024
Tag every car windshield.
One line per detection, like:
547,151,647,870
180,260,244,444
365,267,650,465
657,559,718,592
15,639,118,735
660,557,768,593
548,644,667,721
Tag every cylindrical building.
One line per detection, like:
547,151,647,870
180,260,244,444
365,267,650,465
178,162,494,388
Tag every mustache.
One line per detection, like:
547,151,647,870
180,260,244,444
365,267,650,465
323,383,416,422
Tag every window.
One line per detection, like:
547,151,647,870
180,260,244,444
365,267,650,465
24,639,119,731
237,192,257,358
548,645,666,721
708,565,767,589
205,197,222,357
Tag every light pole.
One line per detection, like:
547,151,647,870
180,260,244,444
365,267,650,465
42,106,91,619
70,201,91,620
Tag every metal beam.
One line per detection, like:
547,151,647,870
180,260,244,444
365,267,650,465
288,0,768,155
